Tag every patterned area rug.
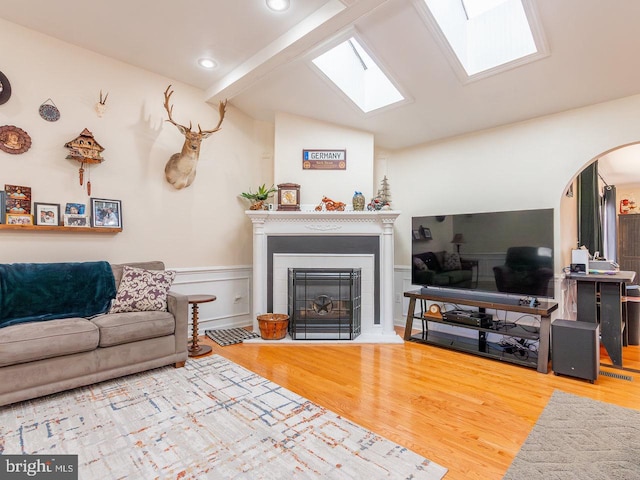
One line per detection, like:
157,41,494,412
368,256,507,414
0,355,447,479
504,390,640,479
206,327,260,346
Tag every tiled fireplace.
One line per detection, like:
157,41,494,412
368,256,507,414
245,209,402,342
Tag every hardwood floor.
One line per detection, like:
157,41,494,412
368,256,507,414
193,327,640,480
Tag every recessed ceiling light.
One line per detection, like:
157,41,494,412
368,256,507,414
266,0,290,12
198,58,217,69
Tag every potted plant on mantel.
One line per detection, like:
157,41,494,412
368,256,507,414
240,184,277,210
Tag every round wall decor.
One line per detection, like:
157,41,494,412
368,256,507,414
39,99,60,122
0,125,32,154
0,71,11,105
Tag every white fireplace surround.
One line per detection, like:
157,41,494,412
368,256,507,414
246,209,402,343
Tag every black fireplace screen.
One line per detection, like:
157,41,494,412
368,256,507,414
288,268,361,340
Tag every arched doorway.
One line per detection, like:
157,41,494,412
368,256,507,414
561,141,640,267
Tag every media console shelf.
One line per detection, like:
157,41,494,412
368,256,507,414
403,289,558,373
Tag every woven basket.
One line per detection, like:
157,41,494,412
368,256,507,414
257,313,289,340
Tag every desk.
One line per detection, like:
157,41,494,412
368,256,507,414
567,271,635,367
187,294,216,357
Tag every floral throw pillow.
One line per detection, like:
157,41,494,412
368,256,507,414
443,252,462,271
109,266,176,313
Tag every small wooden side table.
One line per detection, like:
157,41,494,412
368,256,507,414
187,294,216,357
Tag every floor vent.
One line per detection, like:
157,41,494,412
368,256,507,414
599,370,633,381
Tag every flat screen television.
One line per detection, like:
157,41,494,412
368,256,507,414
411,208,554,299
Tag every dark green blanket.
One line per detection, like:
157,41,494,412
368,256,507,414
0,261,116,328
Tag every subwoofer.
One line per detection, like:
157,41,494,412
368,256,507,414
552,319,599,383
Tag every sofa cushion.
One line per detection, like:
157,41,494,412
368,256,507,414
444,269,472,284
109,266,176,313
92,311,176,347
0,318,99,367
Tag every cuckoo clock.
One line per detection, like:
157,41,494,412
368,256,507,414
64,128,104,195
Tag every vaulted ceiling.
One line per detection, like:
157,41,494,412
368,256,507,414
2,0,640,180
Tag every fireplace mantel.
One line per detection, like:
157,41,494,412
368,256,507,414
246,209,402,342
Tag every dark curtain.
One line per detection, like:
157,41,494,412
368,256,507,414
577,161,602,255
602,185,617,261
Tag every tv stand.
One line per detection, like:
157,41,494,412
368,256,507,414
404,289,558,373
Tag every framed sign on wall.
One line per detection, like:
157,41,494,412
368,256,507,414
302,149,346,170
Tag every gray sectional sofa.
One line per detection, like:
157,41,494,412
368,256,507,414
0,261,188,406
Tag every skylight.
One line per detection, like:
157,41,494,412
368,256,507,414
462,0,509,19
312,37,404,113
422,0,545,78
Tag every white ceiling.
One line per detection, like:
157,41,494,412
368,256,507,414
2,0,640,181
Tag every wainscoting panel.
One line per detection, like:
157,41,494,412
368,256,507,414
171,264,564,337
170,266,253,333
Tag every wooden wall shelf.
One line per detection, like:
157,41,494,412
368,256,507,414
0,224,121,233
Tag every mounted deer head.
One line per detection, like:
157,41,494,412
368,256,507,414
163,85,227,189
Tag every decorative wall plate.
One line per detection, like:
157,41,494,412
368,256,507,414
0,71,11,105
0,125,32,154
39,99,60,122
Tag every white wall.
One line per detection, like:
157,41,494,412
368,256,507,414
0,18,272,268
274,112,374,207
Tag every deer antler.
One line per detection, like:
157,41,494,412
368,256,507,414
163,84,192,132
198,100,227,135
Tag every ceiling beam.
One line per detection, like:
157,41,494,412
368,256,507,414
204,0,392,103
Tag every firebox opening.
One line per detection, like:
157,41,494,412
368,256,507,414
288,268,362,340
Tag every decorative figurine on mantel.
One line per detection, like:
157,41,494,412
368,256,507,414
64,128,105,195
315,196,346,211
367,176,392,211
352,191,365,211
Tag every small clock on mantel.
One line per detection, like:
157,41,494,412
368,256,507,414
277,183,300,211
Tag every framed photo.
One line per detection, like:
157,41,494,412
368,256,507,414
6,213,33,225
90,198,122,228
5,184,31,214
34,203,60,226
412,229,421,240
65,202,85,215
419,226,432,239
64,214,88,227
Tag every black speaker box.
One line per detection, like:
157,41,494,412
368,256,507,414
552,319,599,383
